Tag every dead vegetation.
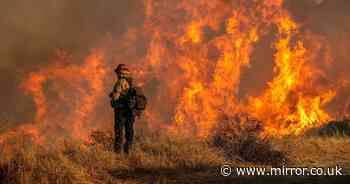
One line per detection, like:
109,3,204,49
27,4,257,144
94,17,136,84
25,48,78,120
0,130,226,184
317,119,350,137
0,118,350,183
212,114,286,165
274,136,350,174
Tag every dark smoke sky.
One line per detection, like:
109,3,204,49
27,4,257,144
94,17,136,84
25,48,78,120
0,0,349,123
0,0,141,122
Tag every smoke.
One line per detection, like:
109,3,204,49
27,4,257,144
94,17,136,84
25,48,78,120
312,0,324,5
0,0,142,123
1,0,350,135
285,0,350,116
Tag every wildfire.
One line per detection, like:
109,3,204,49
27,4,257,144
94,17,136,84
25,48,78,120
141,0,337,137
1,0,347,144
248,13,335,136
12,49,107,143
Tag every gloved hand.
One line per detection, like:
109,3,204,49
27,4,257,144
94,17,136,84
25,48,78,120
110,100,115,108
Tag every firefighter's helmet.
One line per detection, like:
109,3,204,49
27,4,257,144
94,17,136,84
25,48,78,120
115,64,130,77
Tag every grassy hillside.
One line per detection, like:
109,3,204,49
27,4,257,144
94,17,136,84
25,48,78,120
0,131,227,184
0,123,349,183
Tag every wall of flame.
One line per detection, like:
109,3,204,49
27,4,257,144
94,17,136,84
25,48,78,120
1,0,350,143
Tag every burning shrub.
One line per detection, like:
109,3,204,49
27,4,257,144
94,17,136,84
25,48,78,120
212,114,286,165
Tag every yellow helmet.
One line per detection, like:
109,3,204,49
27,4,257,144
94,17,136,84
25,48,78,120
115,64,130,77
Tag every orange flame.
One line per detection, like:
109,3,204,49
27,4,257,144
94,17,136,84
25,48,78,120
140,0,338,137
2,0,347,143
15,48,107,143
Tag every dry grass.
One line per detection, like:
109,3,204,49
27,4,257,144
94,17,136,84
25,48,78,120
274,136,350,173
0,131,226,184
0,123,349,183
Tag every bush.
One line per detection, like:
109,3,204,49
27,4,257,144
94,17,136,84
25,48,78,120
318,120,350,137
212,114,286,165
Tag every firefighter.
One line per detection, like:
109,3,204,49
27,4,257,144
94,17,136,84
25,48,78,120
109,64,135,154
